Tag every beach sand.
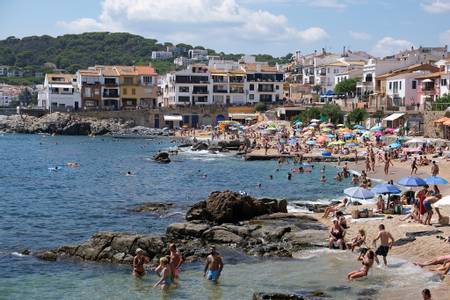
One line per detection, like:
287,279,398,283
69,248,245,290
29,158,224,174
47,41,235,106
316,155,450,298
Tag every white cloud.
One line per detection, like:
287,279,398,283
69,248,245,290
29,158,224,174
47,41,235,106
421,0,450,13
372,37,414,57
349,31,371,40
308,0,347,9
440,29,450,45
57,0,328,50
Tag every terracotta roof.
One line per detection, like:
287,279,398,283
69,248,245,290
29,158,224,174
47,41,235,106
376,64,439,80
134,66,157,76
415,71,449,79
78,69,101,76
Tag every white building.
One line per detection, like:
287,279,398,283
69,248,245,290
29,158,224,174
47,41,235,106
151,51,173,60
188,49,208,61
37,74,81,110
160,56,285,106
174,56,192,67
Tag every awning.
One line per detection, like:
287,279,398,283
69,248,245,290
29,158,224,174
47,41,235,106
444,120,450,126
164,115,182,121
434,117,450,124
229,113,258,120
422,79,433,83
383,113,405,122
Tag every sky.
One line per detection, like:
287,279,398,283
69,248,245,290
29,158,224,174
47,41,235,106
1,0,450,57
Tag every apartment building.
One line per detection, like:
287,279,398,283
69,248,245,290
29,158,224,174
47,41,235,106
77,65,158,110
37,74,80,110
151,51,173,60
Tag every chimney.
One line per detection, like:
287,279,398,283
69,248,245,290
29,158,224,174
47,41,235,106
343,46,346,57
314,50,317,56
322,48,326,55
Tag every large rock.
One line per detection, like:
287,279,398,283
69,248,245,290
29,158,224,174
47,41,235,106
166,223,210,238
202,227,243,244
153,152,171,163
191,142,208,151
128,202,174,213
186,191,288,224
253,293,304,300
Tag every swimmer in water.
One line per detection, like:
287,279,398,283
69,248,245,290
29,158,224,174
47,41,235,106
126,171,133,176
321,166,325,173
257,183,262,188
287,173,292,180
269,175,273,180
320,175,326,183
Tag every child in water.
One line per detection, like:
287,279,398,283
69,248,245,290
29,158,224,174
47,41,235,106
320,175,326,183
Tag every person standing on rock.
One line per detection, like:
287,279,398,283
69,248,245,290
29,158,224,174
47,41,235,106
133,248,150,277
169,244,184,282
204,247,223,283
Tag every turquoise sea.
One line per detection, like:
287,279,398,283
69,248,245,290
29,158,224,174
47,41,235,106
0,134,439,299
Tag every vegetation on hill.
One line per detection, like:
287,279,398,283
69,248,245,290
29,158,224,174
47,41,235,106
0,32,293,76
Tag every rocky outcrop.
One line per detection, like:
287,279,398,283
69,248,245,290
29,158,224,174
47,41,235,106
253,293,304,300
38,191,327,265
191,142,208,151
128,202,174,214
153,152,171,163
0,112,132,135
186,191,287,224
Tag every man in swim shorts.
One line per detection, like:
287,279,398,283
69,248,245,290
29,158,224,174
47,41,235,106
204,247,223,283
373,224,395,266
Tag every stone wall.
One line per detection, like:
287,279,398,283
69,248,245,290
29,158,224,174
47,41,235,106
423,110,446,138
73,106,229,128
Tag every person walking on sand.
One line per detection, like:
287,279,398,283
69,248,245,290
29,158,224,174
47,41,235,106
204,247,223,283
411,157,418,175
347,249,375,281
431,161,439,176
384,153,393,175
168,244,184,282
372,224,395,266
132,248,150,277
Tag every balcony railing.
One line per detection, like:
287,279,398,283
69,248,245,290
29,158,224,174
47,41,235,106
103,92,119,97
192,89,208,94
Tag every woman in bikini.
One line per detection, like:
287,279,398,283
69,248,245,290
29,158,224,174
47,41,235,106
133,248,150,277
153,257,173,290
328,219,346,250
347,250,375,281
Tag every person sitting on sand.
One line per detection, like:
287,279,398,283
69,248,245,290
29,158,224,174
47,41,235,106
133,248,150,277
347,229,366,252
347,249,375,281
204,247,223,283
153,257,173,290
372,224,395,266
376,195,385,213
336,211,349,229
329,219,346,250
323,198,348,218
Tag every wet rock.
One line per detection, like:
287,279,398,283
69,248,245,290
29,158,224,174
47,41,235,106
202,228,243,244
61,122,91,135
186,191,288,224
166,223,210,238
35,251,57,261
191,142,208,151
110,234,140,253
405,230,442,238
20,249,31,256
357,288,378,296
128,202,174,214
153,152,170,163
253,293,304,300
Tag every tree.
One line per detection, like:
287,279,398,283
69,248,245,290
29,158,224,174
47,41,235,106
312,85,322,94
255,102,267,112
347,108,369,124
18,88,32,104
334,78,359,96
321,103,344,123
432,95,450,111
301,107,321,122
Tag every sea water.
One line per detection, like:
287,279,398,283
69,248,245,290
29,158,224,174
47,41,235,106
0,134,438,299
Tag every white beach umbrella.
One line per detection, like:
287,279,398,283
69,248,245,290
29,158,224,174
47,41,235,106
435,195,450,207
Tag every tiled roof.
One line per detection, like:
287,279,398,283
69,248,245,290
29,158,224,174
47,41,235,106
47,73,76,83
376,64,439,80
415,71,449,79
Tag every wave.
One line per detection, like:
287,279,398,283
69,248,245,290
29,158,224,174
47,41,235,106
11,252,27,257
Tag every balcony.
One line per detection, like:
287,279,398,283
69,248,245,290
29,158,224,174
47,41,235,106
192,87,208,94
213,88,228,93
103,91,119,97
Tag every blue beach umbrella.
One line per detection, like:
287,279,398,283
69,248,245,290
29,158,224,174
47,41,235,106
345,142,358,147
424,176,448,185
344,187,375,200
371,183,401,194
370,125,384,132
397,176,427,187
388,142,401,149
322,151,332,157
343,133,354,139
306,140,316,145
353,125,365,129
327,134,335,138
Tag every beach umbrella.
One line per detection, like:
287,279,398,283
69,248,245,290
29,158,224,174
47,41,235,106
316,136,329,143
344,187,375,200
405,137,429,144
435,195,450,207
371,183,401,195
370,125,384,131
325,123,334,127
424,176,448,185
374,131,383,137
322,151,332,157
343,133,354,139
306,140,316,145
397,176,427,187
322,127,332,132
327,133,335,138
388,142,401,149
310,119,320,123
353,124,365,129
337,124,345,128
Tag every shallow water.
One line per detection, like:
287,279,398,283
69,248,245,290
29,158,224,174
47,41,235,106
0,134,439,299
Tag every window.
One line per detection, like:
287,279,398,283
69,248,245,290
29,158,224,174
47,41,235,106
142,76,152,84
63,88,69,92
399,81,402,90
123,88,127,95
178,96,190,102
179,86,189,93
412,80,417,89
132,88,136,95
249,84,254,91
441,79,448,86
124,77,133,85
84,87,91,97
389,82,392,90
275,85,279,90
249,94,254,100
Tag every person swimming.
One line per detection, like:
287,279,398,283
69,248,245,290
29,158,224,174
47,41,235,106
287,173,292,180
347,250,375,281
320,166,325,173
320,175,326,183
